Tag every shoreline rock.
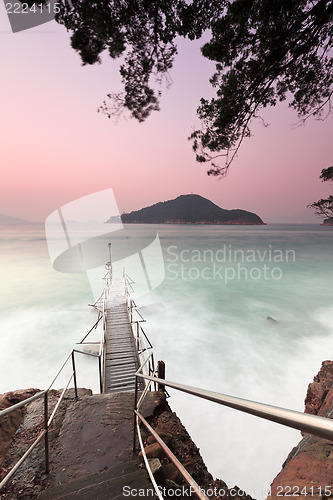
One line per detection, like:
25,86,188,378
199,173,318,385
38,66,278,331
268,361,333,499
2,361,333,499
0,389,254,500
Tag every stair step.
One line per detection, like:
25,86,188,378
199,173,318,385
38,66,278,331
38,461,151,500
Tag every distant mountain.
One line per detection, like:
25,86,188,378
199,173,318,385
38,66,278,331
0,213,30,225
107,194,265,225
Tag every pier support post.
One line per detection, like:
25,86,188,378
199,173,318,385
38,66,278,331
157,361,165,392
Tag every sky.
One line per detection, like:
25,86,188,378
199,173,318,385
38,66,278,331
1,6,332,223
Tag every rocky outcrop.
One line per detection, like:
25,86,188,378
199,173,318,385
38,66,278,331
0,389,40,473
268,361,333,499
322,217,333,226
0,388,254,500
0,388,91,498
304,360,333,417
139,392,254,500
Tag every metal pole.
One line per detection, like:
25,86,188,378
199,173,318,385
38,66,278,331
71,351,78,400
108,243,112,281
157,361,165,392
151,354,156,392
98,355,103,394
133,375,139,453
44,392,49,474
136,321,140,351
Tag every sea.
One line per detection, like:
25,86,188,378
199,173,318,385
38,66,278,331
1,222,333,499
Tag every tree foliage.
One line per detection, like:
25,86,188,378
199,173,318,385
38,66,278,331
308,166,333,220
50,0,333,175
53,0,224,122
191,0,333,175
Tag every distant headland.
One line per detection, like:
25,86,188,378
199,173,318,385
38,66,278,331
322,217,333,225
106,194,265,225
0,213,30,225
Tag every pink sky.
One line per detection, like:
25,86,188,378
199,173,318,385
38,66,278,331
1,7,332,223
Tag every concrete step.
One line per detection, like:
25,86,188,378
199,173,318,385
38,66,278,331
38,460,152,500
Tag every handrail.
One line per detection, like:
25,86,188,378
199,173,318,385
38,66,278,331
133,353,333,500
0,390,46,418
0,255,113,494
133,354,207,499
47,351,73,391
47,371,74,427
135,372,333,442
77,314,103,344
135,410,209,500
0,314,106,492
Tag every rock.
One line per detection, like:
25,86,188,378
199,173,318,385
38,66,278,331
266,316,278,324
147,429,173,446
304,360,333,415
0,388,40,467
163,462,183,483
0,389,41,411
139,391,167,419
139,442,165,459
268,361,333,499
148,458,165,485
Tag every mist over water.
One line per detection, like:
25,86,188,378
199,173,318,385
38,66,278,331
1,223,333,499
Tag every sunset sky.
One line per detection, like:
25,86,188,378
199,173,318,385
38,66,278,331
1,6,332,223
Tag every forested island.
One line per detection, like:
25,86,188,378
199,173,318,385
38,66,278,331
106,194,265,225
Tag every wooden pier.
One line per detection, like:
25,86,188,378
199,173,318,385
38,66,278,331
103,277,142,393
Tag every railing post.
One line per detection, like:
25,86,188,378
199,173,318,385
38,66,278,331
71,351,78,400
157,361,165,392
151,355,156,392
44,392,49,475
98,355,103,394
136,321,140,351
133,375,138,453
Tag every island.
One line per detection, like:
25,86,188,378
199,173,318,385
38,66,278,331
106,194,265,225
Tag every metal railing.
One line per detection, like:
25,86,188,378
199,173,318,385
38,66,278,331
123,266,333,498
0,264,113,493
133,355,333,500
133,352,209,500
0,351,78,491
126,292,156,391
3,266,332,498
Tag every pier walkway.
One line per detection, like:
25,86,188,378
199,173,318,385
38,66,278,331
103,276,143,394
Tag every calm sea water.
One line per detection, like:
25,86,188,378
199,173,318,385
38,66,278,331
1,222,333,498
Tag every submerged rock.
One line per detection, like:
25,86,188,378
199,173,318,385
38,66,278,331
266,316,278,324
